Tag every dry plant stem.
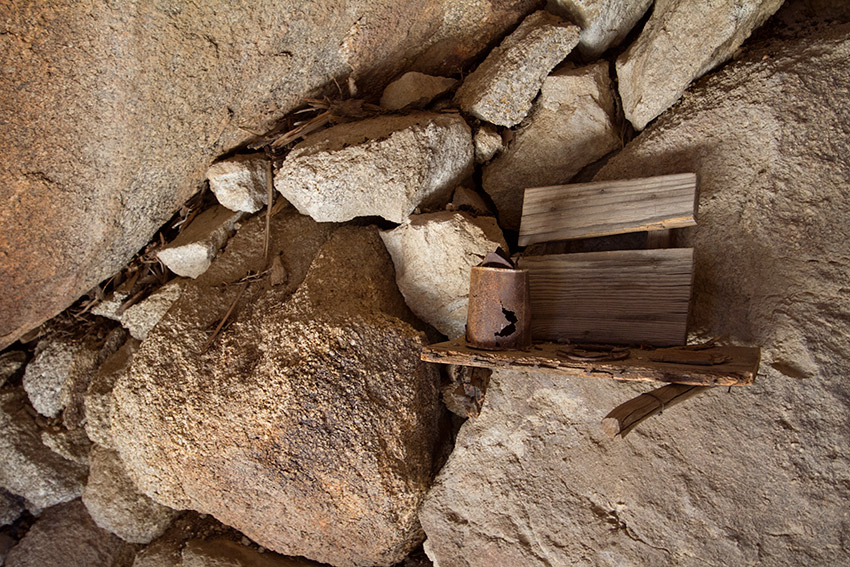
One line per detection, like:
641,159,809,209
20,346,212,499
264,160,273,264
602,384,711,438
201,284,246,354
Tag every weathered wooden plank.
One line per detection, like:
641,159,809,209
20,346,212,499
518,173,697,246
518,248,693,346
421,338,760,387
601,384,711,438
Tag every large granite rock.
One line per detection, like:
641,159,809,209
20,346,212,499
421,16,850,567
0,389,88,509
112,216,442,566
4,500,135,567
0,0,539,350
454,11,580,127
482,61,620,229
616,0,783,130
275,113,473,223
547,0,653,57
83,445,178,544
380,211,507,339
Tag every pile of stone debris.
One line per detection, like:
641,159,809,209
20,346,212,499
2,2,850,567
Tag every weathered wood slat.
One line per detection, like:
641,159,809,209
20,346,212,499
518,248,694,346
421,338,760,387
518,173,698,246
601,384,711,438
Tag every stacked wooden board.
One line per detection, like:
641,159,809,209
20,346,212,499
421,173,760,436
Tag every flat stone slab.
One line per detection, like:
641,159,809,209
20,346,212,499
275,112,473,224
454,10,580,127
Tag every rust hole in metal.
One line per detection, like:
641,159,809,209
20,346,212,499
495,306,517,337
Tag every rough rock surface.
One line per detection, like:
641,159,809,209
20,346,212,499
0,351,27,387
547,0,653,57
380,212,507,338
275,112,473,223
182,539,321,567
455,10,579,126
134,536,320,567
0,490,24,526
83,445,178,544
422,17,850,567
157,206,243,279
85,339,140,449
4,500,135,567
616,0,784,130
112,214,442,566
40,427,92,465
473,125,503,164
0,389,88,509
455,11,580,127
0,0,540,350
380,72,457,111
22,336,98,419
482,61,620,229
121,280,185,340
206,155,270,214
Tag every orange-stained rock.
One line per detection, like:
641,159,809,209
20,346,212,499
0,0,538,349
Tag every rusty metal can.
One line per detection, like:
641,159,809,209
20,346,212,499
466,266,532,350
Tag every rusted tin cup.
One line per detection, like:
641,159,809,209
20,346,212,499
466,265,532,350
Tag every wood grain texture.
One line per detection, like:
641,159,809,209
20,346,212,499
601,384,711,438
518,248,694,346
421,338,760,386
518,173,697,246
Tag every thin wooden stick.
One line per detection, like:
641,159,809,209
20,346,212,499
602,384,711,438
201,285,246,354
263,160,273,264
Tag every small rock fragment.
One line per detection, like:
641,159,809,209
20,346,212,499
275,112,473,223
0,351,26,387
547,0,653,57
120,280,184,340
157,206,243,279
473,124,503,163
23,336,97,419
482,61,620,229
85,339,140,449
380,72,457,111
0,389,87,509
91,291,131,322
451,186,491,216
0,489,24,526
206,155,270,214
83,445,178,544
380,211,507,338
616,0,783,130
40,427,92,465
454,11,580,127
442,365,491,418
4,500,135,567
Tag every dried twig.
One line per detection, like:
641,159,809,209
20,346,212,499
263,160,273,263
201,285,246,354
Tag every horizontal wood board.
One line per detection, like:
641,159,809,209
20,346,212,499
421,338,759,387
518,173,698,246
518,248,694,346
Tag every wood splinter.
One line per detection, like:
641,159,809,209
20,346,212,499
601,384,711,439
